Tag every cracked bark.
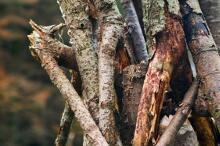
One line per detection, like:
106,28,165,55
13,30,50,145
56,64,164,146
180,0,220,131
28,23,108,146
133,0,186,145
57,0,99,125
94,0,123,145
156,80,199,146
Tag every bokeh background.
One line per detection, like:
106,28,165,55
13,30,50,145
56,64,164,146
0,0,82,145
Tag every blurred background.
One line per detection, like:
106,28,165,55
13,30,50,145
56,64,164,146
0,0,82,146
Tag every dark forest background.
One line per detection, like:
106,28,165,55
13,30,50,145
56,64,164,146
0,0,82,146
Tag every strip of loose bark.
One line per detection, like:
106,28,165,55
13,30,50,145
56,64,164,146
133,1,185,145
156,80,199,146
28,27,108,146
122,0,148,62
57,0,99,124
55,103,74,146
29,20,77,70
199,0,220,47
94,0,123,145
180,0,220,131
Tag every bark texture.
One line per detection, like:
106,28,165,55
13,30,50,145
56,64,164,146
180,0,220,131
156,80,199,146
58,0,99,124
28,22,108,146
199,0,220,47
133,0,185,145
122,0,148,62
121,64,146,145
94,0,123,145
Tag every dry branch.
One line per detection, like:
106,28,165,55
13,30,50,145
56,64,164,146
58,0,99,125
156,80,199,146
133,0,186,145
94,0,123,145
28,21,108,146
180,0,220,131
122,0,148,62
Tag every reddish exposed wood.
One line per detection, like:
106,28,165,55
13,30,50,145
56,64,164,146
133,10,185,146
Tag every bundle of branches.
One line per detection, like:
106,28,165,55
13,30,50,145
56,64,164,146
28,0,220,146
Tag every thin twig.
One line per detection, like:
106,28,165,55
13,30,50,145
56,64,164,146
156,80,199,146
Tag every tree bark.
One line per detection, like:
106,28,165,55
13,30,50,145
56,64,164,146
133,0,186,145
180,0,220,131
28,22,108,146
94,0,123,145
199,0,220,47
57,0,100,125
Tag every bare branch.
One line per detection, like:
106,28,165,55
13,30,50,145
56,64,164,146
94,0,123,145
156,80,199,146
180,0,220,131
28,24,108,146
122,0,148,62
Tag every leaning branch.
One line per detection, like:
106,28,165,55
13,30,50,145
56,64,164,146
180,0,220,131
28,23,108,146
156,80,199,146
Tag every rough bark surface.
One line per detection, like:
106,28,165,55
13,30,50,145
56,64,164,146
92,0,124,145
199,0,220,47
180,0,220,131
57,0,99,124
133,0,185,145
156,80,199,146
120,64,146,145
28,23,108,146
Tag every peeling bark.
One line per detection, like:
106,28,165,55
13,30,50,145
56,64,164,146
94,0,123,145
122,0,148,62
133,0,185,145
57,0,99,124
28,23,108,146
180,0,220,131
156,80,199,146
